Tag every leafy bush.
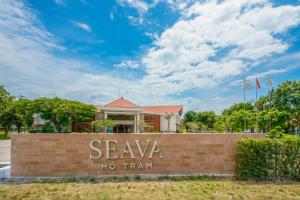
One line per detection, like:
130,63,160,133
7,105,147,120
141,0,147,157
41,122,55,133
28,129,40,133
176,129,185,133
267,126,284,139
28,122,55,133
236,136,300,181
91,119,115,133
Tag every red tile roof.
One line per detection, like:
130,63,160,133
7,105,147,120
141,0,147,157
104,96,140,108
142,105,183,115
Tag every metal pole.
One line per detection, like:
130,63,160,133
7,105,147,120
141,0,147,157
256,76,258,133
268,74,270,132
268,74,272,132
244,79,246,133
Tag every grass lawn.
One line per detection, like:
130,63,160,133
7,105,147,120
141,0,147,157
0,131,10,140
0,180,299,200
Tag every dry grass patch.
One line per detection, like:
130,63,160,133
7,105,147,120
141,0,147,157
0,180,299,200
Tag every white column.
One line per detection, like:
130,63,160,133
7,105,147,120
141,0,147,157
104,112,107,133
136,114,140,133
134,114,137,133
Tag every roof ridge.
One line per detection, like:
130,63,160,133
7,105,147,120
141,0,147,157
104,96,140,108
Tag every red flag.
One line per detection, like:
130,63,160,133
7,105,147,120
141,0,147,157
256,77,261,89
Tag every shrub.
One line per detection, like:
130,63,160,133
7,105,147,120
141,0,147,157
41,122,55,133
91,119,115,133
176,129,185,133
28,129,40,133
267,126,284,139
236,136,300,181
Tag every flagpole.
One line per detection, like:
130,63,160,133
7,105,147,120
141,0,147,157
244,79,246,133
256,76,258,133
268,74,272,132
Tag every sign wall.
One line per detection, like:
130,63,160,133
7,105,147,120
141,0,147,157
11,133,264,177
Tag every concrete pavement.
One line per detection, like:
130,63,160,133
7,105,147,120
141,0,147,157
0,140,10,165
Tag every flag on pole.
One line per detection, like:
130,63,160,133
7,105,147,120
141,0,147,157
255,76,260,133
244,80,252,90
268,74,273,88
256,77,261,89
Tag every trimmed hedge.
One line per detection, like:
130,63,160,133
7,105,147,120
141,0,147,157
236,136,300,181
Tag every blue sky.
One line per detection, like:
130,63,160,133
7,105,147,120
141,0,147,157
0,0,300,113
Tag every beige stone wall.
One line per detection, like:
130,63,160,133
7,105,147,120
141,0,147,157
11,133,265,177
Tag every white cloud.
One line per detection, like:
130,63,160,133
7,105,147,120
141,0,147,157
246,69,289,80
127,15,144,25
109,6,118,21
117,0,154,14
0,0,179,108
0,0,131,105
144,32,158,40
138,0,300,95
71,21,91,32
113,60,140,69
1,0,300,113
117,0,159,25
109,11,115,20
54,0,66,6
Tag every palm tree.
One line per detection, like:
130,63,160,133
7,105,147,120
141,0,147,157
138,120,150,132
290,112,300,134
165,113,174,132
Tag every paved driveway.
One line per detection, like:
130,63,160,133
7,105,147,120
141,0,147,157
0,140,10,165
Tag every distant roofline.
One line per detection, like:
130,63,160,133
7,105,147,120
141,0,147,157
104,96,141,108
94,97,183,115
142,105,183,108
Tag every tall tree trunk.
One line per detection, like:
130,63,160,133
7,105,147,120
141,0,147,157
54,122,61,133
17,124,21,133
185,123,189,132
4,126,8,138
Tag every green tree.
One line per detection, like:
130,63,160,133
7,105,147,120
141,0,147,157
0,110,21,137
0,86,15,137
290,111,300,134
9,98,34,133
0,85,14,113
214,116,227,132
33,97,96,133
186,122,198,132
256,80,299,133
222,102,254,116
229,110,255,132
257,108,288,133
271,81,300,113
182,111,197,131
198,122,208,133
218,102,255,133
91,119,116,133
196,111,216,131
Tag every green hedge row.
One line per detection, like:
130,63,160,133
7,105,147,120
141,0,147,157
235,136,300,181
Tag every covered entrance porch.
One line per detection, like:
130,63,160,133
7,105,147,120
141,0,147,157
105,112,140,133
113,124,134,133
